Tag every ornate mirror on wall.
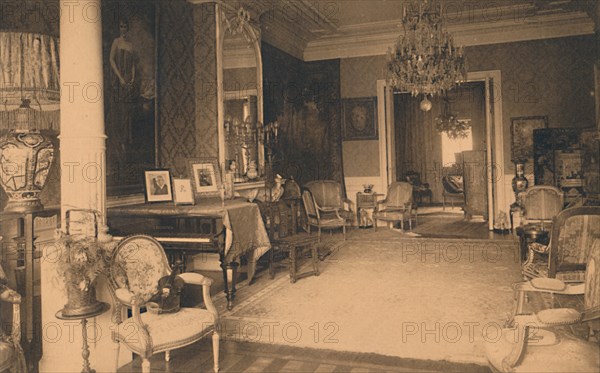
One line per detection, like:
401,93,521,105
217,6,264,188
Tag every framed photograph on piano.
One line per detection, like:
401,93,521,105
144,170,173,203
172,178,195,205
188,158,222,198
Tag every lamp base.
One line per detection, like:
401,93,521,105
2,199,44,213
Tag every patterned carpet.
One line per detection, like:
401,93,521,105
221,237,522,365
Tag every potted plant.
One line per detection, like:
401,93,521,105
54,211,116,317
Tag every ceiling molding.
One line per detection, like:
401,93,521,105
303,10,594,61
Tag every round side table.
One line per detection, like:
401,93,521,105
55,302,110,373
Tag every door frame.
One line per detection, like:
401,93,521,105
377,70,506,229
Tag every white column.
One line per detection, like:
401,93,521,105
40,1,128,372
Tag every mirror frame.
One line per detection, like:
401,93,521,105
216,4,264,184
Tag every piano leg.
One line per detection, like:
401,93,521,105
220,259,239,310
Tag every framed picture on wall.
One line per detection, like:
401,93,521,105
342,97,378,140
103,1,158,196
511,116,548,163
188,158,222,197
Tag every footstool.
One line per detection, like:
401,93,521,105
269,233,320,283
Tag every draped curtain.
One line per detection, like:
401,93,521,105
394,94,443,202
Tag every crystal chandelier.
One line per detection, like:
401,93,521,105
435,96,471,139
387,0,467,111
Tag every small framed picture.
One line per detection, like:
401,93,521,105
172,178,195,205
188,158,222,197
144,170,173,203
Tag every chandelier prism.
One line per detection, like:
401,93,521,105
387,0,467,111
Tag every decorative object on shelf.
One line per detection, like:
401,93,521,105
511,116,548,164
263,120,280,200
493,211,510,234
363,184,374,194
246,160,259,180
386,0,466,111
188,158,222,198
0,32,60,213
143,169,173,203
435,96,471,139
55,210,115,317
342,97,378,140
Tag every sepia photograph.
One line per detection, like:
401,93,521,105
1,1,599,372
143,169,173,202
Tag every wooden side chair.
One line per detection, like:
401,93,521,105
108,235,219,373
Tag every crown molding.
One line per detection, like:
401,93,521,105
303,10,594,61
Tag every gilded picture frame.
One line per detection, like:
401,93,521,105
342,97,378,141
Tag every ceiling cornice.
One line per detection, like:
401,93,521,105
302,10,594,61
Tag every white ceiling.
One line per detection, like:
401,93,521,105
237,0,596,60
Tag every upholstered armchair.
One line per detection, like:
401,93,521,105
108,235,219,373
0,262,26,373
373,182,416,230
404,171,432,206
302,190,346,241
522,206,600,282
441,175,465,210
304,180,354,227
486,237,600,373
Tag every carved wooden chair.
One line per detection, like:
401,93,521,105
108,235,219,373
304,180,354,227
518,185,564,230
486,236,600,373
302,189,346,241
522,206,600,282
373,182,416,230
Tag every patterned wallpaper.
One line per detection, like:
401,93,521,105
193,3,219,161
157,0,196,175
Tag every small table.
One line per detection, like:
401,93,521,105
55,302,110,373
356,192,383,228
516,226,550,262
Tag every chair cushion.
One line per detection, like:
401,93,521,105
530,278,567,291
442,176,463,193
113,307,215,355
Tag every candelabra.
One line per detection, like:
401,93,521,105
224,116,259,181
263,121,280,201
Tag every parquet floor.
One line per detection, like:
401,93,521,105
119,339,491,373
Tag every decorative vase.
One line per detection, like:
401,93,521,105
363,184,374,194
0,129,54,212
61,281,104,317
246,161,258,180
511,162,529,200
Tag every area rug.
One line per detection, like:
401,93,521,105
221,238,522,365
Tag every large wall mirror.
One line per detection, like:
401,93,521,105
217,6,264,186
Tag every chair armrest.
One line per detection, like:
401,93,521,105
179,272,219,320
179,272,213,286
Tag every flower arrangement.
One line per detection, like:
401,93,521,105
54,230,115,292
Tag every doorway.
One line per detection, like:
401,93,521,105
377,71,506,230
